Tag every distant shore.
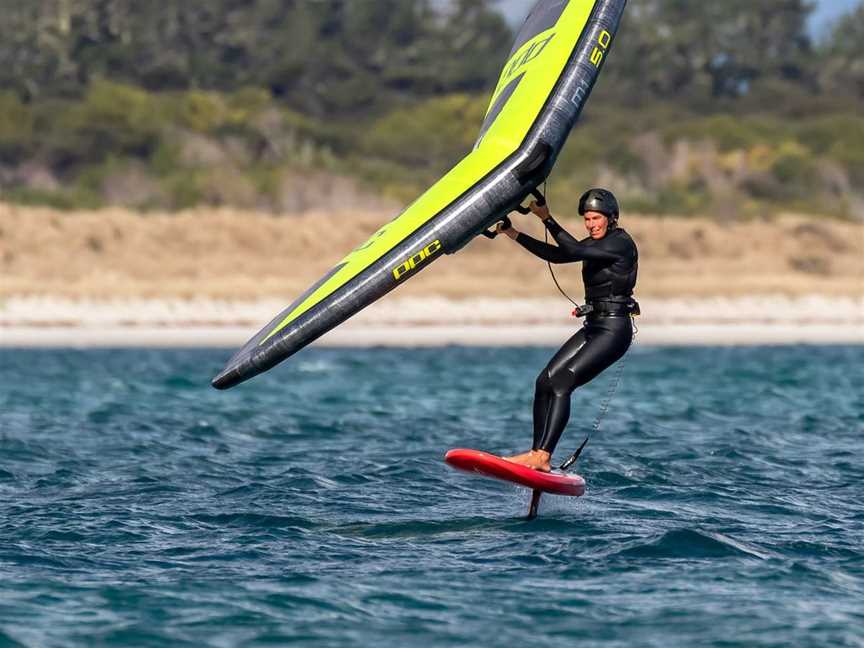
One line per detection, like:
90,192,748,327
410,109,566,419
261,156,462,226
2,204,861,347
2,296,861,347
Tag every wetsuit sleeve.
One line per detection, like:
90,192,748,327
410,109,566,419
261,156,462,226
515,232,572,263
542,217,621,262
543,217,582,248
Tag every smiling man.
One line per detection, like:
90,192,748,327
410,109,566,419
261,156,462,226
496,188,639,472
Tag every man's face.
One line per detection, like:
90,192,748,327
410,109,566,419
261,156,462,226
584,211,609,239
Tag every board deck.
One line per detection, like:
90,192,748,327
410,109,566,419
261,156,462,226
445,449,585,496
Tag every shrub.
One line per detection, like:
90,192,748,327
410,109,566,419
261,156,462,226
175,91,231,133
796,115,863,156
771,141,818,196
51,81,164,164
362,94,485,169
0,92,34,161
663,115,787,152
2,186,102,210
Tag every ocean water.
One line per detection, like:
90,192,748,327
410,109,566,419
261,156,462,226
1,345,862,647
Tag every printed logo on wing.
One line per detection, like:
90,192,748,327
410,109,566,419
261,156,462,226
392,240,443,281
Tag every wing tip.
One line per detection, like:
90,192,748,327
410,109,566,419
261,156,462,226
211,367,240,390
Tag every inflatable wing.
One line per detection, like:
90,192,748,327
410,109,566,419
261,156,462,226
212,0,627,389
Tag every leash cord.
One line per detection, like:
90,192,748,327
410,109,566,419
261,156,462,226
542,179,579,308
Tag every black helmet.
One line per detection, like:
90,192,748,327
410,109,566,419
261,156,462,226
578,188,620,227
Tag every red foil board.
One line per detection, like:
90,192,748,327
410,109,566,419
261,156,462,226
445,449,585,496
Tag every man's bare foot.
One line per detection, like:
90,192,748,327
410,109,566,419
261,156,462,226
505,449,551,472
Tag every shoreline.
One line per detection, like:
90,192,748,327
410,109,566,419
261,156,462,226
2,296,861,347
2,325,860,348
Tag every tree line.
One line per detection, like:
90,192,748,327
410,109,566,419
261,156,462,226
1,0,860,113
0,0,860,215
607,0,862,107
0,0,512,116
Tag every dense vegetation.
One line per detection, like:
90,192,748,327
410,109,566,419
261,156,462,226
0,0,861,217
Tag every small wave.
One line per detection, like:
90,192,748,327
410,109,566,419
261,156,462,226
296,360,336,373
774,539,862,560
35,529,89,542
590,470,640,487
333,516,515,539
0,551,71,569
0,629,27,648
613,528,771,560
163,375,198,389
189,512,315,531
362,591,449,612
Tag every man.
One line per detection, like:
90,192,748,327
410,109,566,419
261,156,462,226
497,188,639,472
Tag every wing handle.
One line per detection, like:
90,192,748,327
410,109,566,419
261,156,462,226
481,215,513,239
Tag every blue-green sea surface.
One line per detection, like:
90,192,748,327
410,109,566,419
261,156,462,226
1,346,862,647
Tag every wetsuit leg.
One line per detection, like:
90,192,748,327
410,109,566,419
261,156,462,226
532,328,586,449
533,316,632,454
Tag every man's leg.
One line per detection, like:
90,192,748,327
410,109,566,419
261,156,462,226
535,317,633,456
507,329,587,471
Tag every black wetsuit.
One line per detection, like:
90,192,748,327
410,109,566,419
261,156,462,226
516,218,638,454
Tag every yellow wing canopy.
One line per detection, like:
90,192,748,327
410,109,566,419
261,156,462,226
260,1,594,343
213,0,619,389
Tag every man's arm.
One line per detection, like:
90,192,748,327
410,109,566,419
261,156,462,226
514,232,573,263
542,217,621,262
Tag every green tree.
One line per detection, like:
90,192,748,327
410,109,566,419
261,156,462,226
607,0,815,102
819,3,864,98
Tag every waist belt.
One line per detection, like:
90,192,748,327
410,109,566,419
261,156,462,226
574,297,640,318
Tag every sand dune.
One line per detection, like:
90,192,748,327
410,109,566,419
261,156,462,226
2,203,861,300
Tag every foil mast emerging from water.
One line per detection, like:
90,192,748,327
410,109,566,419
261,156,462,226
213,0,628,390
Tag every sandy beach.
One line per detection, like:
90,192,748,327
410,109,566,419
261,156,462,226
2,295,861,347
